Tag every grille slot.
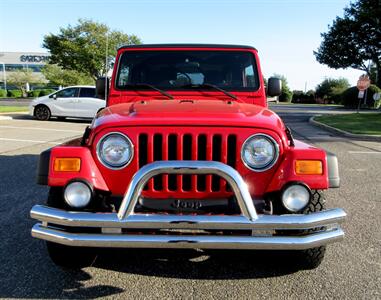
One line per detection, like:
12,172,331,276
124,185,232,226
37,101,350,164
138,132,237,193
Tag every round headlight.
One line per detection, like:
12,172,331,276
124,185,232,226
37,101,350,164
64,181,92,208
282,184,310,212
241,134,279,171
97,132,133,169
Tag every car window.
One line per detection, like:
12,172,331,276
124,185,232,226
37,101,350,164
55,88,78,98
115,50,259,91
79,88,96,98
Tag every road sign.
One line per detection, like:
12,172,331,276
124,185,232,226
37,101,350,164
357,74,370,91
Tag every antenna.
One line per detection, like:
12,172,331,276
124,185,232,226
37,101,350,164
105,32,108,101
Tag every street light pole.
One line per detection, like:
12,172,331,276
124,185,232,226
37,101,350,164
0,62,6,90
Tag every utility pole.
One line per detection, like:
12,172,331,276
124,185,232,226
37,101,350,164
0,62,6,91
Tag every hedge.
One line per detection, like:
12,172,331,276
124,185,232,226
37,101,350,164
27,90,42,98
39,89,56,96
7,90,23,98
0,89,7,98
341,85,381,109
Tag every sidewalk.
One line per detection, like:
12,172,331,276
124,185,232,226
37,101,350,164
0,98,32,106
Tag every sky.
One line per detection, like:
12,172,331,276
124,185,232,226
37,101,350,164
0,0,364,91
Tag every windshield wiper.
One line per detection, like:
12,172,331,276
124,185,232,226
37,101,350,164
181,83,238,101
125,83,174,100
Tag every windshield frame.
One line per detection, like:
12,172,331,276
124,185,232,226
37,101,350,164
114,49,260,93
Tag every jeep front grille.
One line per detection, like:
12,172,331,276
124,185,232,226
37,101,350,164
138,133,237,193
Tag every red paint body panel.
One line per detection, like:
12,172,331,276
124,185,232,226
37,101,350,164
48,147,109,191
90,100,286,142
266,140,329,192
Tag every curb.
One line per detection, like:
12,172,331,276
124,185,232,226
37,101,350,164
0,116,13,120
309,116,381,142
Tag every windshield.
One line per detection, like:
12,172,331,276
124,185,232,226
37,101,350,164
115,50,259,91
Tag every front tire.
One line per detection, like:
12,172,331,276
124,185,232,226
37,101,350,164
297,190,327,269
45,187,97,269
34,105,51,121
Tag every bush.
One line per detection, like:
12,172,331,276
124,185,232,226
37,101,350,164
341,84,381,109
27,90,41,98
0,89,7,98
39,89,56,96
7,90,23,98
279,90,293,102
292,90,316,104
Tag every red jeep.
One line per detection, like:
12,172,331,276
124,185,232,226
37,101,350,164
30,44,345,269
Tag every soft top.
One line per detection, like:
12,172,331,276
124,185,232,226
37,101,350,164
118,44,257,51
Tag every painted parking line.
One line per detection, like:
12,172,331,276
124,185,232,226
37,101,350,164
348,151,381,154
0,137,61,145
0,125,83,133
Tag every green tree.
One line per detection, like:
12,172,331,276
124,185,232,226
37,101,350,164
315,78,350,104
41,64,94,86
314,0,381,87
273,74,293,102
43,19,142,80
7,69,45,97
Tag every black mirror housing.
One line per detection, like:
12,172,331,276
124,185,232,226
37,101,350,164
96,77,110,100
267,77,282,97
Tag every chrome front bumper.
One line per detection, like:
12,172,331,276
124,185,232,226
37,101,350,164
30,161,346,250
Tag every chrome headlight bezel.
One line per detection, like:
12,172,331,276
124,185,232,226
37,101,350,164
241,133,279,172
96,132,134,170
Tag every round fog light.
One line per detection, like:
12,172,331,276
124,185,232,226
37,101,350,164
282,184,310,212
64,181,92,208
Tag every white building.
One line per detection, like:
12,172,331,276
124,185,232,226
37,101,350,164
0,52,50,89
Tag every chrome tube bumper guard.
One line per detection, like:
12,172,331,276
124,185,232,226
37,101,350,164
30,161,346,250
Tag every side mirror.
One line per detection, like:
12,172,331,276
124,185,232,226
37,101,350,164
96,77,110,100
52,94,57,100
267,77,282,97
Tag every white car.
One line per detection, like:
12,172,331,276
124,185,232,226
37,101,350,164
29,86,105,121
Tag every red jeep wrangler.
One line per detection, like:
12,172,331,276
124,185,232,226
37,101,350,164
30,44,345,269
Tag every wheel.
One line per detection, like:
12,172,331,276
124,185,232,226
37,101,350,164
45,187,97,269
34,105,51,121
297,190,327,269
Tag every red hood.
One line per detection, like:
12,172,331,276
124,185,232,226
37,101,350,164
91,99,286,137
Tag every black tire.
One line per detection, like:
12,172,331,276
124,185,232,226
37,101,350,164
34,105,51,121
297,190,327,269
45,187,97,269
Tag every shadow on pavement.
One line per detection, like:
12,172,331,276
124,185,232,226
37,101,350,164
8,114,92,124
94,248,302,280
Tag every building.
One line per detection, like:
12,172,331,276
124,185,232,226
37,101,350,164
0,52,50,89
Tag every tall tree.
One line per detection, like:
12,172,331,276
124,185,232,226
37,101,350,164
314,0,381,87
43,19,142,80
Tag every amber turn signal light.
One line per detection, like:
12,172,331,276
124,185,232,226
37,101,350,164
54,158,81,172
295,160,322,175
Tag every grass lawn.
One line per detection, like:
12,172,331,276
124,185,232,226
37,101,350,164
315,113,381,135
0,106,28,113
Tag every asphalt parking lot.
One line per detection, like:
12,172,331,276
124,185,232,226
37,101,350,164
0,109,380,299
